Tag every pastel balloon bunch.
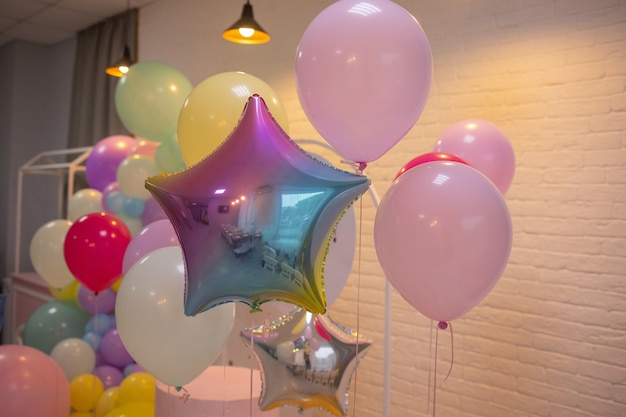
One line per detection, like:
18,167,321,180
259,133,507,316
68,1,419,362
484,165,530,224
375,120,515,323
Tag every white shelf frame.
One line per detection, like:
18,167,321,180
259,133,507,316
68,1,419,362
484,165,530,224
14,147,93,274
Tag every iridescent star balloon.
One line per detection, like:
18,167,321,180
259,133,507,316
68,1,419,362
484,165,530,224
145,95,370,315
241,307,371,416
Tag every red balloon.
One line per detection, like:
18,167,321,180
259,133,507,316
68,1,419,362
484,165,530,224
394,152,469,181
64,212,131,292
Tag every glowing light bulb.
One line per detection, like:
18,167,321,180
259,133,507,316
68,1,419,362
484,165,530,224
239,27,255,38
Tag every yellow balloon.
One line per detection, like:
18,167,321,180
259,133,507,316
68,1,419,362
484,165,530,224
96,387,120,417
70,374,104,412
104,402,154,417
110,276,123,292
177,71,289,166
70,412,94,417
117,372,156,405
49,280,79,301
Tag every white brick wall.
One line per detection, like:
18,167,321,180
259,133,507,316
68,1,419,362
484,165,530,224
138,0,626,416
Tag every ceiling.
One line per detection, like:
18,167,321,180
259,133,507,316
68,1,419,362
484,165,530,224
0,0,159,47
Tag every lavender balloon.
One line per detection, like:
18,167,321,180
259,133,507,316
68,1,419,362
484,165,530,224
145,95,370,315
295,0,432,163
100,327,134,368
86,136,135,191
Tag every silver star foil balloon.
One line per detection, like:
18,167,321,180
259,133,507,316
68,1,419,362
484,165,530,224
241,307,372,416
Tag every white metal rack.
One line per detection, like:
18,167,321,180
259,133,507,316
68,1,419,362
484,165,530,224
14,147,93,274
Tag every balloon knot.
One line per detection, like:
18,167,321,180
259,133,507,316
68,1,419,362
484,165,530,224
340,160,368,173
176,386,190,403
438,321,448,330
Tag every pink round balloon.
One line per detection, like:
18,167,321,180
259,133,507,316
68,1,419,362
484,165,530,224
433,119,515,194
295,0,432,163
0,344,71,417
374,162,512,322
129,139,159,159
121,219,179,276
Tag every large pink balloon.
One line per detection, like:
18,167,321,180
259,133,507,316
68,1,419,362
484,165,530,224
295,0,432,164
433,119,515,194
374,162,512,322
0,344,71,417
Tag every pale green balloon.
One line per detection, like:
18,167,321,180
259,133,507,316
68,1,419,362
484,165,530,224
115,61,193,144
154,138,186,173
23,301,90,354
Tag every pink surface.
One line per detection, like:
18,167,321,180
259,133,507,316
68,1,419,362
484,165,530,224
155,366,279,417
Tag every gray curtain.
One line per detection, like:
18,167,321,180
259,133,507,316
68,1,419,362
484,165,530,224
67,9,138,149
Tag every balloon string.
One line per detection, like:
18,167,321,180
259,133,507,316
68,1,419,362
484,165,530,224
351,194,364,417
437,321,454,387
222,348,227,417
433,323,440,417
427,320,434,415
250,319,255,417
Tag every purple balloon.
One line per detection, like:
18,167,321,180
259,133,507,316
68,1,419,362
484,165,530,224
145,95,370,316
93,365,124,389
86,135,135,191
140,197,168,226
434,119,515,195
122,219,179,276
95,350,107,367
77,286,116,315
100,327,134,368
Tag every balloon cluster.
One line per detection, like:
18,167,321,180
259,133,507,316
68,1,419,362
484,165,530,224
375,120,515,323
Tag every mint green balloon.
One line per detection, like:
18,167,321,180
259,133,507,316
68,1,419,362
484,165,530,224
23,301,90,354
115,61,193,144
155,137,186,173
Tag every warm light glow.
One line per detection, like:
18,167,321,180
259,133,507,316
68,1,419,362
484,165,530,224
119,65,129,74
239,27,255,38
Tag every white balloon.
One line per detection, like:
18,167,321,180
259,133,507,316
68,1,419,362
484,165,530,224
115,246,236,387
29,219,75,288
50,337,96,382
68,188,103,221
116,155,158,200
324,204,357,307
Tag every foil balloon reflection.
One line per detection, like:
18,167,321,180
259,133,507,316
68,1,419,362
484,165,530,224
146,95,370,315
241,307,371,417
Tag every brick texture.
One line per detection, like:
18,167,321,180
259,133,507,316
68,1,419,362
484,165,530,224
138,0,626,416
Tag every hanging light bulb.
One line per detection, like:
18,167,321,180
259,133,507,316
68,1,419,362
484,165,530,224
105,0,135,77
222,1,270,45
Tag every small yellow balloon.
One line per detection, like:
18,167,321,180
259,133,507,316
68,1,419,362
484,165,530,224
96,387,120,417
104,402,155,417
117,372,156,405
70,412,94,417
49,280,79,301
177,71,289,166
110,276,123,292
70,373,104,412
